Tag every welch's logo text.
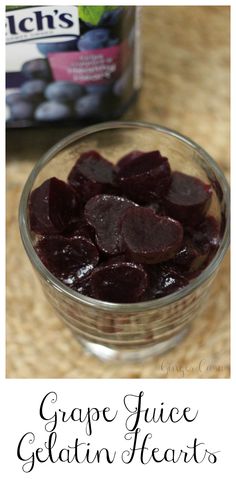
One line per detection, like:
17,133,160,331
6,6,80,44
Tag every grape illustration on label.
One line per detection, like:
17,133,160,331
6,5,140,126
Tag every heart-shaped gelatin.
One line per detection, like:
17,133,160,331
121,207,183,263
68,150,115,202
90,261,148,303
164,171,212,226
84,194,138,255
36,235,99,287
29,177,80,235
116,150,171,203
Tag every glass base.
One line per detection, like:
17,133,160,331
76,325,190,362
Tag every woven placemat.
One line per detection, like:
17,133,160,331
6,6,230,378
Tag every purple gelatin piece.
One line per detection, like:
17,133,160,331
84,194,138,255
68,150,115,202
116,150,143,170
164,171,212,226
148,264,188,299
187,215,220,261
29,177,80,235
207,172,223,203
73,275,93,297
90,261,148,303
36,235,99,287
116,150,171,203
104,254,132,265
144,201,167,216
170,239,208,273
62,214,94,242
121,206,183,264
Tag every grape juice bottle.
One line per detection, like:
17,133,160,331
6,5,141,127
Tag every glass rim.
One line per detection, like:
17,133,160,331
18,120,230,313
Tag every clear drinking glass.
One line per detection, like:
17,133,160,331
19,122,230,361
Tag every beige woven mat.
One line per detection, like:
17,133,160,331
6,6,230,378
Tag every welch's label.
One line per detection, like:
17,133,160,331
6,6,140,127
6,6,80,44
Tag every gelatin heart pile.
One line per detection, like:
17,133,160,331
29,150,221,303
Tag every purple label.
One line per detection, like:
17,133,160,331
48,41,131,85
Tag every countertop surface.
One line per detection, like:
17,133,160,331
6,6,230,378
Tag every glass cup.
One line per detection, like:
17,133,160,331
19,122,230,361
